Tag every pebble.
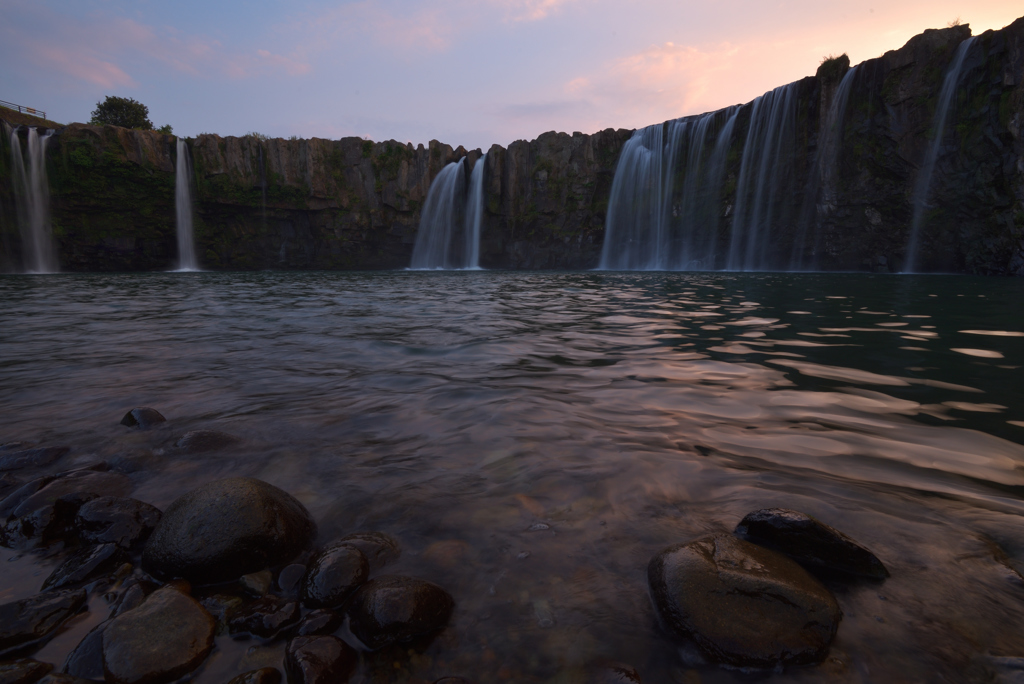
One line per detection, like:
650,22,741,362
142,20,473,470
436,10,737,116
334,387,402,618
284,636,357,684
301,544,368,609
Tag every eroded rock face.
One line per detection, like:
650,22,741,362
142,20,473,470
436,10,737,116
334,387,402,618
301,544,368,609
735,508,889,579
42,543,129,591
284,636,357,684
102,585,215,684
0,590,87,657
347,576,454,650
142,477,316,584
647,535,841,668
119,408,166,429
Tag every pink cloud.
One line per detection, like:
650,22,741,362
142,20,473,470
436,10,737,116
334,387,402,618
29,45,136,89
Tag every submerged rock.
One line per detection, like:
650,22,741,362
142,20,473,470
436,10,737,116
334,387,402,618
301,544,368,609
648,535,841,668
75,497,162,548
228,596,301,639
0,590,87,657
102,585,215,684
174,431,238,453
119,408,166,429
226,668,282,684
295,609,342,637
335,532,401,571
284,636,357,684
735,508,889,579
0,448,69,473
42,543,129,591
142,477,316,584
347,576,454,650
0,659,52,684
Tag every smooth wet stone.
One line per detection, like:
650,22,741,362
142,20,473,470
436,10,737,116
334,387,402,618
75,497,162,548
42,544,129,591
301,544,368,609
62,624,105,680
1,467,133,548
735,508,889,579
120,409,166,429
197,593,244,632
110,580,156,618
228,596,301,639
240,569,273,597
648,535,841,668
142,477,316,584
284,636,356,684
336,532,400,571
174,431,238,454
295,609,342,637
102,585,215,684
226,667,282,684
0,659,52,684
0,590,87,657
276,564,306,597
0,448,69,473
347,575,454,650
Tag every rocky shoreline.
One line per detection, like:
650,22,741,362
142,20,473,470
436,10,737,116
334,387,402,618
0,407,902,683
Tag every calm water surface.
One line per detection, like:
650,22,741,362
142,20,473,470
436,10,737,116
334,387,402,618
2,271,1024,683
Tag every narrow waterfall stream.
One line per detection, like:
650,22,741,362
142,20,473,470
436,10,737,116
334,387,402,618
175,138,199,271
905,36,977,272
465,153,486,270
410,155,487,270
9,126,58,273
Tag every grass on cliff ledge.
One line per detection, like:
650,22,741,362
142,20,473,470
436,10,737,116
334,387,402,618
1,106,63,129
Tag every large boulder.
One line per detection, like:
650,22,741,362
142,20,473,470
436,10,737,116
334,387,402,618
142,478,316,584
101,585,215,684
648,535,841,668
735,508,889,579
347,576,454,650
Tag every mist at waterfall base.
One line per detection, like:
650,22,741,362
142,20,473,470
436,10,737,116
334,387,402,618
410,154,486,270
599,39,976,274
3,270,1024,682
174,138,199,272
7,124,58,273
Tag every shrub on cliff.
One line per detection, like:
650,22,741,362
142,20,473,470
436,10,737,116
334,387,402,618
90,96,154,130
816,53,850,82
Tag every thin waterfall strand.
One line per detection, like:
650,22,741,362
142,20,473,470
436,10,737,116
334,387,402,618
9,127,58,273
175,138,199,271
905,36,976,272
410,160,468,269
464,154,486,269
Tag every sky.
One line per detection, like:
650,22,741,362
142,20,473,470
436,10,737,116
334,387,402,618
1,1,1021,150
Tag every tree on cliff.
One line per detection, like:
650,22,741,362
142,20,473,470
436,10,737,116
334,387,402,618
90,96,154,129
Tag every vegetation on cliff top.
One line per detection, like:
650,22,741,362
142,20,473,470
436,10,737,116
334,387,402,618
90,96,172,134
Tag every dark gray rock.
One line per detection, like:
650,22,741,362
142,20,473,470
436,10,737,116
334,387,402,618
227,596,300,639
0,475,18,499
102,585,215,684
61,624,105,680
295,609,342,637
276,564,306,597
37,675,92,684
0,448,69,473
119,408,166,429
0,590,87,657
347,575,454,650
0,443,28,452
335,532,400,571
110,580,154,618
226,668,281,684
735,508,889,579
197,593,244,632
584,662,641,683
174,431,238,453
1,467,133,548
0,659,52,684
648,535,841,668
142,477,316,584
75,497,162,548
301,544,368,609
284,636,356,684
42,544,129,591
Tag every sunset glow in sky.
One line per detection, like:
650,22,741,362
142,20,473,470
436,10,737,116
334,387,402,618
2,0,1022,149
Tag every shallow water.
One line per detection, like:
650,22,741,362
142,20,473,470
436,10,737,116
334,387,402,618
2,271,1024,683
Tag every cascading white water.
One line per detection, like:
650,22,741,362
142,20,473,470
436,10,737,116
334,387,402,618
175,138,199,271
464,153,486,269
410,160,467,269
904,36,976,273
409,155,487,270
9,127,58,273
727,82,799,271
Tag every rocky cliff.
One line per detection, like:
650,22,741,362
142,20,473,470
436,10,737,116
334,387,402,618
1,17,1022,274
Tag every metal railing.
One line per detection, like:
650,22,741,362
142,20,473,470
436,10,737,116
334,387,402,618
0,99,47,120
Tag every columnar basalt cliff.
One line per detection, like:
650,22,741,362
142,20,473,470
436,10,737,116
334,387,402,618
1,18,1023,274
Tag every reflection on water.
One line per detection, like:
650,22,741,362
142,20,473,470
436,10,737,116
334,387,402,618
2,271,1024,682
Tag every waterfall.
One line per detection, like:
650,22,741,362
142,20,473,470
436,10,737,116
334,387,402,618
175,138,199,271
465,153,486,269
727,82,799,271
410,156,486,270
9,127,58,273
904,36,976,272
